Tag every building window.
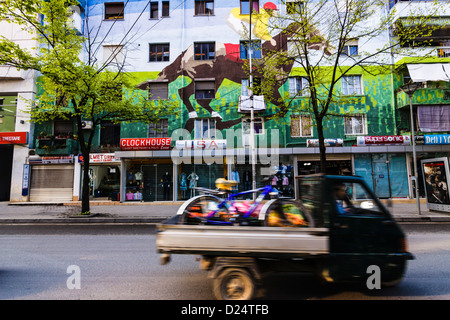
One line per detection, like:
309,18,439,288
342,39,358,56
150,2,158,19
148,119,168,138
242,117,264,135
290,115,312,137
195,80,215,99
195,0,214,15
195,118,216,139
102,45,124,66
162,1,170,17
149,43,170,62
104,2,124,20
240,0,259,14
100,120,121,146
342,75,362,95
240,40,261,59
344,114,366,135
343,45,358,56
194,42,215,60
242,117,263,146
288,77,309,97
54,119,74,136
148,82,168,100
241,78,261,96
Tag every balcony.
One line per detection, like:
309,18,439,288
390,1,450,21
437,47,450,58
396,87,450,109
35,136,78,155
0,65,25,80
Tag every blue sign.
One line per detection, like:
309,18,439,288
22,164,30,196
424,134,450,145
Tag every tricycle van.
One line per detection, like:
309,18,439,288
156,175,414,300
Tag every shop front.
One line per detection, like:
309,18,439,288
28,155,75,202
124,158,173,201
77,153,121,201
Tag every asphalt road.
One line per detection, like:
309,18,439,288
0,224,449,301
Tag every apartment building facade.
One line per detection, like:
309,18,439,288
0,11,39,202
21,0,450,203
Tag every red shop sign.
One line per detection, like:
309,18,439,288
0,132,28,144
120,138,171,151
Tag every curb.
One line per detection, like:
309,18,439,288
0,217,168,224
0,216,449,224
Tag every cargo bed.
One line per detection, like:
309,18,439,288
156,223,329,258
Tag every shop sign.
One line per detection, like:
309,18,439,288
22,164,30,196
0,131,28,144
120,138,171,151
423,134,450,145
307,139,343,147
29,155,74,164
175,139,227,150
42,155,74,164
78,153,120,163
356,135,410,146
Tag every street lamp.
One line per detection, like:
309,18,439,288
400,81,423,215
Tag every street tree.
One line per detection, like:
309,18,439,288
0,0,177,213
249,0,442,172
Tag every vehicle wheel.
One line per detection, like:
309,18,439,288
178,195,229,225
263,199,315,227
381,261,406,287
213,268,255,300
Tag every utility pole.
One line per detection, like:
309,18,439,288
400,81,423,215
249,0,257,197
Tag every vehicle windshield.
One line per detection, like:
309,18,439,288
333,181,385,216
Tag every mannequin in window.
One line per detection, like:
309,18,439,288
162,172,171,200
187,171,199,198
230,169,240,191
243,170,251,191
179,172,188,199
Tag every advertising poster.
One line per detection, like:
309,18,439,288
421,157,450,212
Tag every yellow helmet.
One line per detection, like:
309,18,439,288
215,178,239,191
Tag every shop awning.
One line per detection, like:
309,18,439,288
407,63,450,82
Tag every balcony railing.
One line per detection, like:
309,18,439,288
35,137,78,155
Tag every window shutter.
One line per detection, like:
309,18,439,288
149,83,168,100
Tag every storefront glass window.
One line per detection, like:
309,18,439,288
125,161,173,201
83,165,121,200
179,163,224,199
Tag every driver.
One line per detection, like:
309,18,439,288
333,183,352,214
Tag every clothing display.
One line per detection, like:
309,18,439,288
187,172,199,197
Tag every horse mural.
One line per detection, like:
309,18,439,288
137,23,332,133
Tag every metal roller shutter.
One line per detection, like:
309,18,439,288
29,165,74,202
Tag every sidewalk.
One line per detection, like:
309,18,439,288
1,198,449,224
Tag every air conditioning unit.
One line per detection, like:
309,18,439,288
81,120,93,129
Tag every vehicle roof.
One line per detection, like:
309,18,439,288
296,174,364,182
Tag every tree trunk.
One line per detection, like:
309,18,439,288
81,150,91,213
316,117,327,173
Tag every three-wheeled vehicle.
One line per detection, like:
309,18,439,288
156,175,414,300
